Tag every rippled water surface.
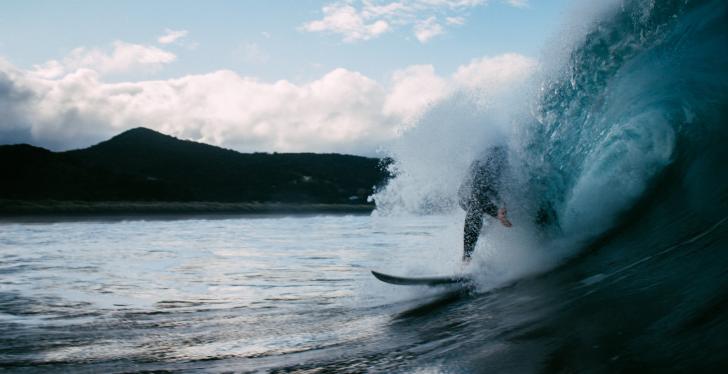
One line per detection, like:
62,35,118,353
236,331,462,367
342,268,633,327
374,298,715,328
0,214,471,372
3,211,728,373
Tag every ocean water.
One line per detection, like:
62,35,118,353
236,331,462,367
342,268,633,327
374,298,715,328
0,214,477,372
2,210,728,373
4,0,728,371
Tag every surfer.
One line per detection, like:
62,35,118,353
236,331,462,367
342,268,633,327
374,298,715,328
459,145,511,262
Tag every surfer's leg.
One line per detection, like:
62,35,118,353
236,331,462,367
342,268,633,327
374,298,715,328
463,207,484,261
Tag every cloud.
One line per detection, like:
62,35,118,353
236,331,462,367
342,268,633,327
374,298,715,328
0,53,536,155
453,53,536,90
383,64,450,124
302,3,391,42
236,42,269,64
158,29,189,44
505,0,528,8
302,0,486,43
414,17,444,42
445,16,466,25
31,41,176,79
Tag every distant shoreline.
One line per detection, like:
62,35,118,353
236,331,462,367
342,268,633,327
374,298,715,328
0,200,375,222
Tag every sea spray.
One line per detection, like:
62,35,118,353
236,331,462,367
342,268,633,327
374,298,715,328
373,70,535,217
371,0,727,286
370,61,544,283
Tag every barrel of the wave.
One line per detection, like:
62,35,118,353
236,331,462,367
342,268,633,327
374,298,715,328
521,0,728,246
505,0,728,371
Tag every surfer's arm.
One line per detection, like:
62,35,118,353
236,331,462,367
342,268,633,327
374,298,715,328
478,199,512,228
497,207,512,227
482,199,498,218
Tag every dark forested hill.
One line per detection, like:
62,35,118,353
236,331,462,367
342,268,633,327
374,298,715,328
0,127,390,204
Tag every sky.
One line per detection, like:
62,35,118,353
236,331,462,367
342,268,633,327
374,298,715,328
0,0,574,155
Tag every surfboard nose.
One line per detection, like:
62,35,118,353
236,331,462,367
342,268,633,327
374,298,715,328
371,270,472,286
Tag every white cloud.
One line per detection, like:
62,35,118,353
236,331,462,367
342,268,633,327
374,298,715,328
414,17,444,43
445,16,466,25
383,64,450,124
31,41,176,79
303,0,486,43
3,64,396,154
505,0,528,8
158,29,189,44
237,42,269,64
0,53,535,155
453,53,536,90
302,3,391,42
30,60,65,80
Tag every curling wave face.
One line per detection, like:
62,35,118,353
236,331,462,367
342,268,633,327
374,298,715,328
376,0,728,262
361,0,728,370
525,0,728,243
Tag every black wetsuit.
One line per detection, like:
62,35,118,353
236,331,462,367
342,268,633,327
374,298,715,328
458,146,507,260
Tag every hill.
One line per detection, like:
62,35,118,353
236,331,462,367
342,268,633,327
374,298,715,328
0,127,390,207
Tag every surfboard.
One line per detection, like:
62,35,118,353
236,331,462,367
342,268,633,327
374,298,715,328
371,270,473,286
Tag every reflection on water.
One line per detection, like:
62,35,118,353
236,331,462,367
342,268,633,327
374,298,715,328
3,212,728,372
0,214,464,371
